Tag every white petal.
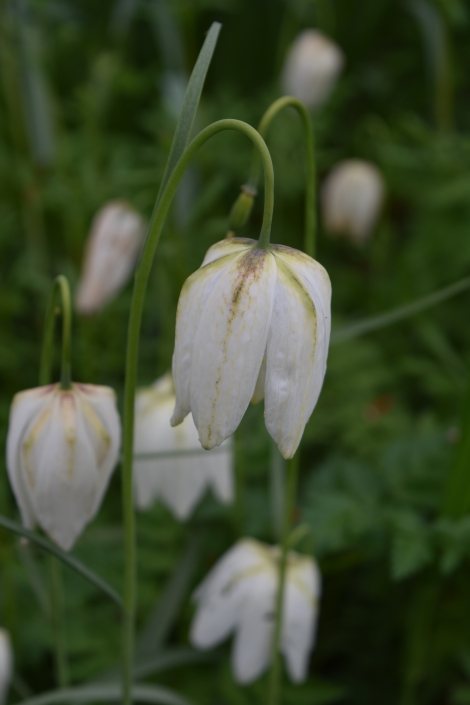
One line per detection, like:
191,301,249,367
232,571,277,684
251,357,266,404
6,386,56,529
171,255,240,426
134,376,233,519
189,248,277,449
75,201,146,315
281,556,321,683
201,238,255,266
0,629,12,705
265,248,331,458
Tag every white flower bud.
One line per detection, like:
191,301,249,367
75,200,146,315
171,238,331,459
134,373,233,520
321,159,385,243
190,538,321,684
281,29,344,110
0,630,12,705
6,383,121,551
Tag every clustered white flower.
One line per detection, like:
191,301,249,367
134,373,233,519
190,538,321,684
321,159,385,243
171,238,331,459
6,383,121,551
75,200,146,315
281,29,344,110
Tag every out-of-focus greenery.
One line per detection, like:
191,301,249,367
2,0,470,704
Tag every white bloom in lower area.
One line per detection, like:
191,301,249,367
75,200,146,315
321,160,385,244
134,373,233,520
281,29,344,110
190,538,321,684
0,629,12,705
171,238,331,459
6,383,121,551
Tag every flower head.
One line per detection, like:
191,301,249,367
134,373,233,520
281,29,344,110
321,159,385,243
75,200,146,315
171,238,331,459
0,630,12,705
190,538,321,684
6,383,121,551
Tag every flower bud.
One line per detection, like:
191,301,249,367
190,538,321,684
6,383,121,551
134,373,233,520
321,159,385,243
227,186,256,235
0,630,12,705
75,200,146,315
281,29,344,110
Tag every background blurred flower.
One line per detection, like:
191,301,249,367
0,629,12,705
171,238,331,459
6,383,121,551
321,159,385,244
281,29,344,110
134,373,233,520
190,538,321,684
75,200,146,315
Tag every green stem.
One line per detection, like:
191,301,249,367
39,275,73,688
268,452,299,705
40,275,72,389
120,118,274,705
247,96,316,257
48,556,68,688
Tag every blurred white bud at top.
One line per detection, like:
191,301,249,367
321,159,385,244
6,383,121,551
0,629,12,705
281,29,344,110
75,200,146,315
190,538,321,684
134,373,233,520
171,238,331,459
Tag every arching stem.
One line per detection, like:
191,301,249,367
236,96,316,257
39,275,72,389
121,118,274,705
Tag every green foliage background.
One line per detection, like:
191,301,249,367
2,0,470,704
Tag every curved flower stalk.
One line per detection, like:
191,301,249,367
134,373,233,519
171,237,331,459
6,383,121,551
281,30,344,111
75,200,146,315
321,160,385,244
190,538,321,684
0,629,12,705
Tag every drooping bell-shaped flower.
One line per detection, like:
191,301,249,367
75,200,146,315
134,373,233,520
0,629,12,705
171,238,331,459
6,383,121,551
321,159,385,244
281,29,344,110
190,538,321,684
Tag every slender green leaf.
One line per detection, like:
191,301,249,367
13,684,192,705
134,649,213,680
0,515,123,609
155,21,221,205
136,531,204,657
331,276,470,344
